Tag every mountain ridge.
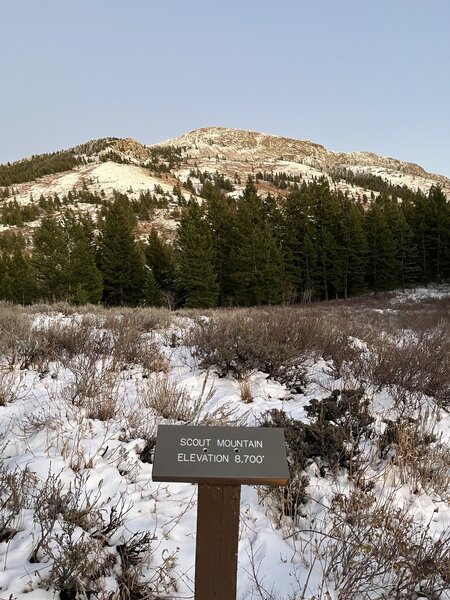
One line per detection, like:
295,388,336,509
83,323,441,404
0,126,448,239
159,126,443,183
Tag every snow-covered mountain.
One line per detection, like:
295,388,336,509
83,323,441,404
161,126,449,190
1,127,449,236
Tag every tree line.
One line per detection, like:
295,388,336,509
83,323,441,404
0,178,448,307
0,151,83,186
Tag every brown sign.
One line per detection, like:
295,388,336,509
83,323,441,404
152,424,289,485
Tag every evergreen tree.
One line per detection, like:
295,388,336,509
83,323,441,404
308,180,340,300
0,255,13,301
32,217,71,301
204,185,236,305
282,189,317,302
144,269,162,306
0,232,35,303
334,197,367,299
176,200,219,308
387,199,419,289
98,197,146,306
423,186,450,282
145,229,177,305
231,179,284,305
8,243,37,304
364,195,398,292
64,214,103,304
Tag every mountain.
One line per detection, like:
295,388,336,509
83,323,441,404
0,127,449,237
160,126,449,195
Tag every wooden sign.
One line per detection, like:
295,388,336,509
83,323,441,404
152,424,289,600
152,424,289,485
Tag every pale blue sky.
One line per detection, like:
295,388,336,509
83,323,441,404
1,0,449,176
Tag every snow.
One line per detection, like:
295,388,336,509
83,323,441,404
9,162,171,206
0,291,449,598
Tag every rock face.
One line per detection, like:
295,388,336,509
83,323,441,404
159,127,450,194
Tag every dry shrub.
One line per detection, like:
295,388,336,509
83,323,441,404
104,312,168,373
136,372,238,428
61,351,118,419
36,317,107,368
103,305,172,332
379,416,450,499
185,307,320,384
0,307,168,376
32,474,130,598
311,312,362,379
51,316,103,353
0,368,24,405
140,375,191,421
0,314,106,374
83,385,119,421
0,463,36,542
0,303,34,369
239,378,253,403
326,488,450,600
359,328,449,408
139,374,213,423
116,531,163,600
389,295,450,333
31,472,174,599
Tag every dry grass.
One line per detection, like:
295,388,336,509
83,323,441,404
379,414,450,500
239,378,253,403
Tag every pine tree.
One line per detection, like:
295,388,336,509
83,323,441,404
364,195,398,292
387,199,419,289
282,189,317,302
335,197,367,299
204,185,236,305
0,232,36,303
9,245,37,304
0,255,13,301
98,197,146,306
423,186,450,282
144,269,161,306
32,217,71,301
145,229,177,304
64,214,103,304
231,179,284,305
308,180,340,300
176,200,219,308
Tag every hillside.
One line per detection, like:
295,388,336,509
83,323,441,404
1,127,449,238
161,126,450,195
0,126,449,308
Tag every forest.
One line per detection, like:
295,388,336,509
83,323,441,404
0,177,448,307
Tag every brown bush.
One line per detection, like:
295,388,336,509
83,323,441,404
0,463,36,542
379,415,450,499
103,313,168,373
327,488,450,599
358,328,449,408
0,304,34,369
185,307,320,384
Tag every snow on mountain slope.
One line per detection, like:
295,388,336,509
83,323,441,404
160,126,450,196
1,127,449,237
12,163,176,207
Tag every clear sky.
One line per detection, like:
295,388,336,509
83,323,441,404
1,0,449,176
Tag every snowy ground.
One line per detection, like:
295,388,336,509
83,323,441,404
0,289,449,599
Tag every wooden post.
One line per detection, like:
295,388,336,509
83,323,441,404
195,484,241,600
